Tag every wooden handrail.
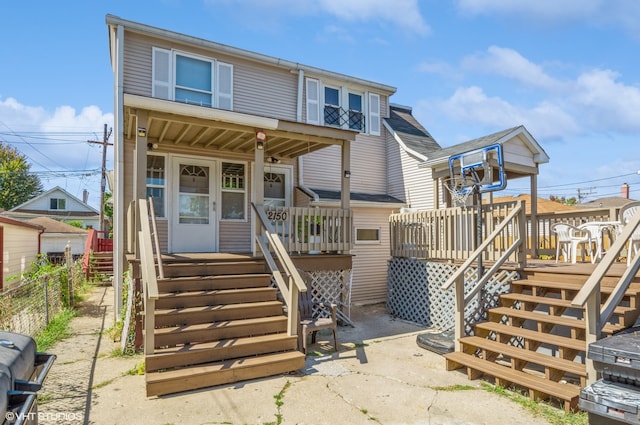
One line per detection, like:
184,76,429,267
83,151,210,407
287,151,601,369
138,199,159,355
147,197,164,279
252,203,307,336
441,200,526,352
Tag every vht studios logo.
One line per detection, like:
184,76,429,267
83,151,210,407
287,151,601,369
5,411,83,422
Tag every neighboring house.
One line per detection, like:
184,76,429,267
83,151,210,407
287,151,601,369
27,216,88,261
0,216,43,290
6,186,100,230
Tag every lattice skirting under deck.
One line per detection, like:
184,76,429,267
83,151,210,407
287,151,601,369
386,258,518,334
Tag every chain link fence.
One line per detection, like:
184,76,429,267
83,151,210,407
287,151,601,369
0,247,85,337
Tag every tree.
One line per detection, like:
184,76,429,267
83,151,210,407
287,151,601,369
0,142,43,210
549,194,577,206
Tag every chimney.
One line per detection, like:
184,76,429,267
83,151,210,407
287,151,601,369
621,183,630,199
83,189,89,203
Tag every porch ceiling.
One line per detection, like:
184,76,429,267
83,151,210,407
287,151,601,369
124,95,358,159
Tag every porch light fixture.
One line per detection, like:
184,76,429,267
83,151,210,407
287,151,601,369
344,170,351,178
147,142,158,150
256,130,267,150
137,127,147,137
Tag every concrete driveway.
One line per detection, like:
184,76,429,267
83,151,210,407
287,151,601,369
39,286,553,425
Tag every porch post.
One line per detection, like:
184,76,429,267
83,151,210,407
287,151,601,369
530,173,538,259
253,131,265,256
134,111,149,258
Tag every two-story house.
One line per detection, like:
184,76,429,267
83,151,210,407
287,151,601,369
106,14,403,311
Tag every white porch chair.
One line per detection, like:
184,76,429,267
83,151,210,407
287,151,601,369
619,201,640,265
551,223,594,264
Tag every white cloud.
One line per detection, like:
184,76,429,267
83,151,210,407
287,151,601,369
434,86,578,139
462,46,564,91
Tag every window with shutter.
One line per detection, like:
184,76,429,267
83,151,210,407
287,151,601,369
152,47,232,111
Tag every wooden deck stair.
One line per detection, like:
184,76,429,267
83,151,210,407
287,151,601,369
444,272,640,412
89,251,113,284
145,258,305,397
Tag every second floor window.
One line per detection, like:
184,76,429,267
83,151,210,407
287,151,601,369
306,78,379,135
50,198,66,210
153,47,233,110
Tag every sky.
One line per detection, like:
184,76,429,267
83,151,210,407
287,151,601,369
1,0,640,209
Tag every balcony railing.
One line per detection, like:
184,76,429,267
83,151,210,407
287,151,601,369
324,106,365,132
264,206,352,254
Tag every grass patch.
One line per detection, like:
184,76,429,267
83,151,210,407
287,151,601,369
34,308,77,351
124,361,145,376
92,377,117,389
480,383,588,425
271,380,292,425
431,384,476,392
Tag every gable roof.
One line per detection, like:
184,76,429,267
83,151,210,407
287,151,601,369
383,104,442,161
421,125,550,168
27,217,89,234
10,186,99,215
0,215,44,231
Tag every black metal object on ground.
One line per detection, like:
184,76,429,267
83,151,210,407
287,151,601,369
580,327,640,424
0,331,56,425
416,329,454,355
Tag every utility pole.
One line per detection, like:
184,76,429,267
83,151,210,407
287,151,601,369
88,124,113,234
577,187,596,204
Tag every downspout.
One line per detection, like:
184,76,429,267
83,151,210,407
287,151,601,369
296,69,303,123
113,24,125,318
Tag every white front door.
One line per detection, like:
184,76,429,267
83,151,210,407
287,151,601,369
171,157,217,252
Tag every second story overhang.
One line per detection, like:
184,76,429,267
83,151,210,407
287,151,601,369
125,94,358,158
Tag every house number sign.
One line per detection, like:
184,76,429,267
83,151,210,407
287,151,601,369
267,211,288,221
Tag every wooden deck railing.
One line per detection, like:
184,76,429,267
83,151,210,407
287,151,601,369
264,206,352,254
571,209,640,385
390,201,521,261
252,203,308,336
440,200,527,351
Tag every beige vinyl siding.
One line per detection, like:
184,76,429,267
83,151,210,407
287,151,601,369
387,133,435,210
2,223,40,289
219,221,251,252
123,33,297,121
349,207,393,305
504,137,536,168
302,132,388,194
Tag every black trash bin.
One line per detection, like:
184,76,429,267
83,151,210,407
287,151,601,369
0,331,56,425
579,328,640,425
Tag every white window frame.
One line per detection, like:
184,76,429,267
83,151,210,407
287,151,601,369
152,47,233,110
50,198,66,210
219,160,247,222
146,153,168,218
354,227,382,244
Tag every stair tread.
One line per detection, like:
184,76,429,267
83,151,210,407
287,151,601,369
149,333,295,356
512,279,640,295
154,315,287,335
155,300,283,315
490,307,586,329
158,273,271,282
158,287,275,298
475,322,585,351
146,351,304,383
460,336,586,376
444,351,580,401
501,292,638,315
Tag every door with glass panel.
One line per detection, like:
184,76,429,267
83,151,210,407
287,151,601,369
171,157,216,252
